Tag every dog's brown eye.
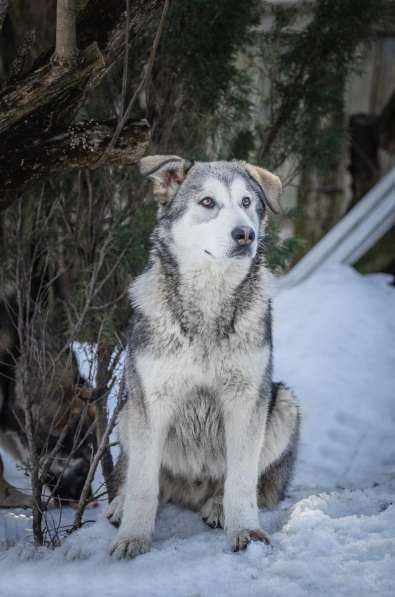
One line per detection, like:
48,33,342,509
242,196,251,208
199,197,216,209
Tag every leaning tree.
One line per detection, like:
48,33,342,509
0,0,158,207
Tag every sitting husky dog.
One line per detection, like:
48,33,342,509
108,156,300,559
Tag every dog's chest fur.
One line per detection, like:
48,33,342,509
127,255,272,479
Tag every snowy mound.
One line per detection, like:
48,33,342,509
1,265,394,597
274,264,395,491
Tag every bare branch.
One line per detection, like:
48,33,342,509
95,0,169,167
72,374,127,531
119,0,130,118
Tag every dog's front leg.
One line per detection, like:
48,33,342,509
223,396,271,551
110,403,169,560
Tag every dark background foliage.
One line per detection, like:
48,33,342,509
2,0,395,346
1,0,395,545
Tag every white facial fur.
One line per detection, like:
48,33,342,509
171,176,260,267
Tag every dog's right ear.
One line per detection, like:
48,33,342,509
138,155,194,205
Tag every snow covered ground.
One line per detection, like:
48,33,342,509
0,264,394,597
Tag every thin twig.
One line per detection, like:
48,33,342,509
0,0,9,32
94,0,170,167
71,374,127,531
119,0,130,118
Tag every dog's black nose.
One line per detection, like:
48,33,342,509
231,226,255,246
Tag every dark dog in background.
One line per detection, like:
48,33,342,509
0,292,96,508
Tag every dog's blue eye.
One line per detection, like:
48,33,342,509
199,197,216,209
242,197,251,208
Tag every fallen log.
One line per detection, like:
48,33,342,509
0,119,150,207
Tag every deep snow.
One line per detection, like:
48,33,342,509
0,264,394,597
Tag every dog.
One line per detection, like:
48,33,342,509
0,292,96,507
107,156,300,559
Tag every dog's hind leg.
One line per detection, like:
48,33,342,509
258,383,300,508
159,468,225,528
201,491,224,529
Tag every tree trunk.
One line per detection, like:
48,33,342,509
55,0,77,65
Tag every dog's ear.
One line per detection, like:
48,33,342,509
245,164,282,214
138,155,194,205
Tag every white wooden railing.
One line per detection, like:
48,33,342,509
278,165,395,289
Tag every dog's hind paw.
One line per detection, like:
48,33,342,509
110,535,151,560
106,495,124,528
201,496,224,529
63,543,90,561
227,528,271,552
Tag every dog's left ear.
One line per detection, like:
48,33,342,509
138,155,194,205
245,164,282,214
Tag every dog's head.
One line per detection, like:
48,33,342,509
139,156,281,265
45,397,96,506
45,442,95,506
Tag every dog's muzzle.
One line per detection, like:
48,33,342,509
231,226,255,246
230,226,255,257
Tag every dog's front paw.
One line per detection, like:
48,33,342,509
106,495,124,528
110,534,151,560
227,528,271,552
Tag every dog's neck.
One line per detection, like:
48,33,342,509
151,239,263,331
182,263,250,327
130,238,269,341
159,236,252,291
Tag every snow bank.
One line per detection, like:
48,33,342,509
0,265,394,597
274,265,395,491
